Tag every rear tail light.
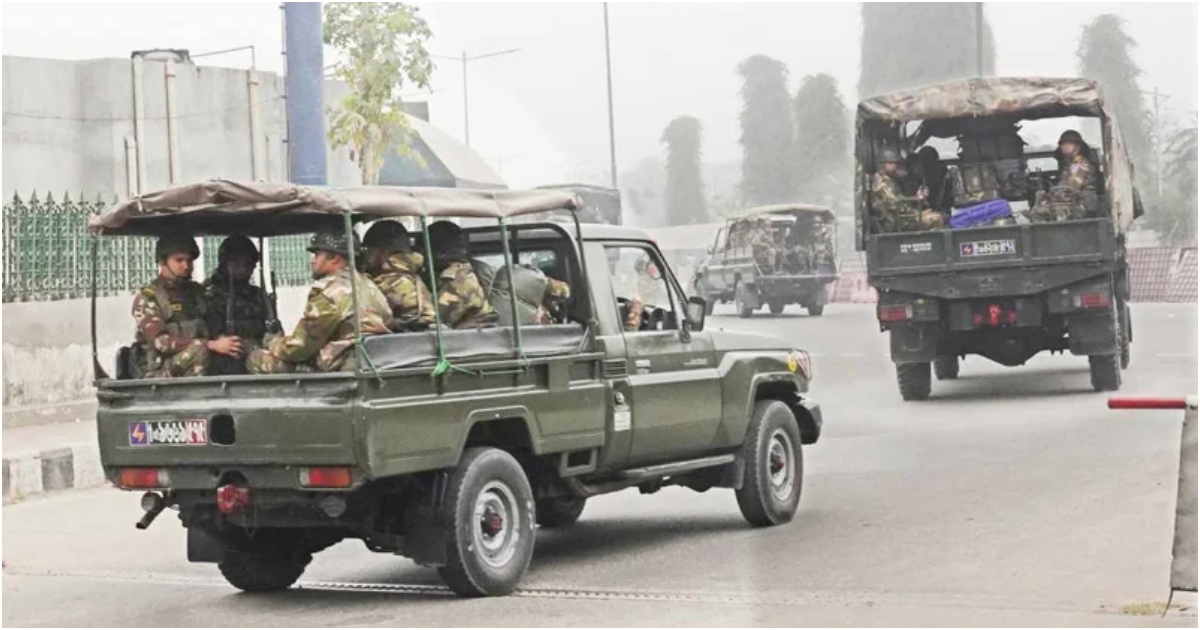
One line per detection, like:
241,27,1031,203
879,305,912,322
300,467,353,489
1076,291,1111,309
118,468,169,489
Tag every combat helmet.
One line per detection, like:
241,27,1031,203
217,234,260,263
877,146,903,165
155,234,200,262
307,226,360,258
363,220,412,252
427,220,469,258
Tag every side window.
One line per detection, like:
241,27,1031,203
713,228,727,252
605,245,679,333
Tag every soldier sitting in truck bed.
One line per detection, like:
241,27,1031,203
871,148,944,233
246,228,391,373
1028,130,1102,223
426,221,499,330
361,220,437,333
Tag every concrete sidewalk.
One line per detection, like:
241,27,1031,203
2,418,104,504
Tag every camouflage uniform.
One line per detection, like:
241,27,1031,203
1029,131,1101,224
871,171,944,233
436,260,499,329
247,229,391,374
540,277,571,324
748,219,776,272
247,268,391,373
132,276,211,378
371,252,437,332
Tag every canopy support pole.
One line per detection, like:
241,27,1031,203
497,217,525,360
90,236,105,380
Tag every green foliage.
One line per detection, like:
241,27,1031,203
324,2,433,185
661,116,708,226
1077,15,1152,167
1146,125,1197,245
794,73,851,213
858,3,996,99
738,54,796,206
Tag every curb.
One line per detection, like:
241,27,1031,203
2,442,106,505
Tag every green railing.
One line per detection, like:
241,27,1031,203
3,192,313,302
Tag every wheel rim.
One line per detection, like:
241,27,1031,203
766,429,796,502
472,480,521,568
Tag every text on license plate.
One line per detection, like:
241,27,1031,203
959,239,1016,257
129,419,208,446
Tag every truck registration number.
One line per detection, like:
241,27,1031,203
960,239,1016,258
129,419,208,446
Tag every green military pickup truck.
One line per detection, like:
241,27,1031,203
87,181,823,597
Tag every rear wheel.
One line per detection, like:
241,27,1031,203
768,301,786,315
806,304,825,317
735,400,803,527
1089,353,1122,392
934,355,960,380
217,531,311,593
535,496,586,529
1119,303,1131,370
438,447,536,597
897,362,932,401
735,284,756,318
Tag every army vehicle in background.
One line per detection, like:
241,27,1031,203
855,77,1145,400
89,181,823,597
532,183,623,225
693,204,840,318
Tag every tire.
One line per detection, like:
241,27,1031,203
217,538,310,593
1089,353,1122,392
535,496,586,529
806,304,825,317
896,362,932,401
438,447,536,597
934,355,960,380
1119,303,1131,370
768,301,786,315
703,296,716,316
735,400,803,527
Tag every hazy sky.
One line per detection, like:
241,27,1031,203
3,2,1196,187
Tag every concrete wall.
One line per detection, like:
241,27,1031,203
3,55,360,199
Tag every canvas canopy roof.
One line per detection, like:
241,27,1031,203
88,180,580,237
730,203,837,222
857,77,1109,123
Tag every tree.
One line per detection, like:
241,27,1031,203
324,3,433,185
858,3,996,99
661,116,708,226
1147,124,1198,245
1077,15,1153,173
739,54,795,206
794,73,851,213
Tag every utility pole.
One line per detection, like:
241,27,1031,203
1148,87,1170,198
432,48,522,148
604,2,619,189
975,2,985,76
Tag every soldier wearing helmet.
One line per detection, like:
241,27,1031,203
203,235,275,375
425,221,498,329
1029,130,1102,223
870,147,942,233
362,220,436,332
131,234,241,378
247,226,391,374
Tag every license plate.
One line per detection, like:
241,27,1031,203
129,419,208,446
960,239,1016,258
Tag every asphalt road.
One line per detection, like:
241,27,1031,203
4,304,1197,627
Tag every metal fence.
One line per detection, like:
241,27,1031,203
2,192,312,302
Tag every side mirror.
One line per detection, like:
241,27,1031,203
686,296,707,332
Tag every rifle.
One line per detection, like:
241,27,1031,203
225,272,236,339
263,270,282,335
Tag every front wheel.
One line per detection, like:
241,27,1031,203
768,301,786,315
897,362,932,401
735,400,803,527
438,447,536,597
735,284,756,318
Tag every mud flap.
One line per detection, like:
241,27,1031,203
1172,406,1197,593
1066,311,1119,356
888,324,938,363
187,526,224,564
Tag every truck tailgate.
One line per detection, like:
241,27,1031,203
868,219,1115,276
96,375,359,469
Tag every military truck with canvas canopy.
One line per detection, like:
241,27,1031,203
693,204,840,317
87,180,823,597
855,77,1146,400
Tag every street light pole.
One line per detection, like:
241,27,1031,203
604,2,618,189
433,48,521,148
975,2,985,76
